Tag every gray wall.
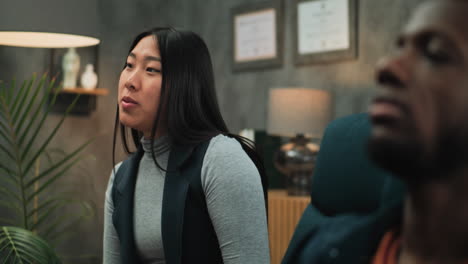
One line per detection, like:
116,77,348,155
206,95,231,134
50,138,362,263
0,0,423,262
187,0,421,131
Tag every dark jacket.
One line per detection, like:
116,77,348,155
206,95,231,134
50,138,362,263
111,140,223,264
282,191,403,264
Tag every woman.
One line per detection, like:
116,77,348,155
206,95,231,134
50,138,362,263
103,27,270,264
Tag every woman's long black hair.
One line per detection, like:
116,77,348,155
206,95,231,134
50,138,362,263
112,27,268,202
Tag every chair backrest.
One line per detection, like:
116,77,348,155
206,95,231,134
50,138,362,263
311,113,397,216
282,113,405,264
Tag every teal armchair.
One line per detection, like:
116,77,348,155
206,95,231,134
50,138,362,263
282,113,405,264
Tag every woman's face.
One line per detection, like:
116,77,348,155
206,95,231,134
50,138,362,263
118,35,164,138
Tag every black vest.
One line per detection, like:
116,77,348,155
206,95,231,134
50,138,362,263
111,140,223,264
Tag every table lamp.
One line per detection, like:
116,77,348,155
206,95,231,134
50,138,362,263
267,88,331,196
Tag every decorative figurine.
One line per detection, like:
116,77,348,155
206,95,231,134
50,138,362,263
81,64,98,90
62,47,80,89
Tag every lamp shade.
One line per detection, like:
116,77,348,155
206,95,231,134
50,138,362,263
0,32,99,48
267,88,331,138
0,0,100,48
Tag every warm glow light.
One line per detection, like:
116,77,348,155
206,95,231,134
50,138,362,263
0,31,100,48
267,88,331,138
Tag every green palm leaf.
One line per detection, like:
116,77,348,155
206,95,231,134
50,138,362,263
11,78,34,124
0,186,21,204
0,171,19,188
0,226,61,264
6,79,17,103
26,155,90,203
0,122,12,147
0,74,95,262
16,77,61,166
24,140,94,192
42,201,94,244
0,81,5,99
0,143,15,161
26,192,76,220
14,76,46,137
20,87,80,176
0,218,16,226
0,201,22,217
17,78,56,148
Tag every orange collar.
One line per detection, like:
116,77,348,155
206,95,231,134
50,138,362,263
372,230,401,264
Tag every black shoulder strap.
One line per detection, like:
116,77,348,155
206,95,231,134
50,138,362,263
161,143,195,264
111,159,129,208
162,140,222,264
111,148,144,264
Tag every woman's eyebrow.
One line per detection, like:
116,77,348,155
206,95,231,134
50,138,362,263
144,56,161,62
128,52,161,62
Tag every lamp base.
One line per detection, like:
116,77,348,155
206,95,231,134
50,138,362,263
286,170,313,196
274,134,319,196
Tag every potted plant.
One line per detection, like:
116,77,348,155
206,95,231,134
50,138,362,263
0,74,93,263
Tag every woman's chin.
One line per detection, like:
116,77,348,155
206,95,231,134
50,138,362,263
119,116,139,130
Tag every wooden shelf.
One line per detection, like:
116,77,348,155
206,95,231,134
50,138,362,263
59,88,109,96
50,88,108,115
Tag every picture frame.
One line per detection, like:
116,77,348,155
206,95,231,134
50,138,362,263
231,0,283,71
293,0,358,65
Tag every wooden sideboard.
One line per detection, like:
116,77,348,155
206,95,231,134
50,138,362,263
268,190,311,264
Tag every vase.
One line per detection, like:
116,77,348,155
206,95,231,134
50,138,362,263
80,64,98,90
62,47,80,89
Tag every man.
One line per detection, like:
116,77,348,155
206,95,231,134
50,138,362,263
283,0,468,263
369,0,468,263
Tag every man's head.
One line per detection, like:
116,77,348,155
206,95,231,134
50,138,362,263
369,0,468,182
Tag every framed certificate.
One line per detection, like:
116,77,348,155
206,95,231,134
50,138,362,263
231,0,283,71
293,0,358,64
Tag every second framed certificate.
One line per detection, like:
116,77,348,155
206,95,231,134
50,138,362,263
293,0,358,65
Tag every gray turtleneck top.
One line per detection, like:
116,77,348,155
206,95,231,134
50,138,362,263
103,135,270,264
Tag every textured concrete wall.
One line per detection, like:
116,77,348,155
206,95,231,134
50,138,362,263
0,0,424,262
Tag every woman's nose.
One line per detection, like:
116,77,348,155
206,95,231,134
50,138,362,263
124,71,138,90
